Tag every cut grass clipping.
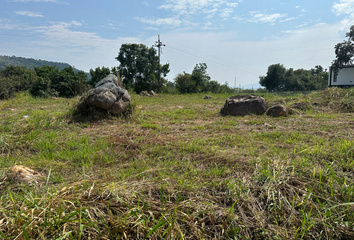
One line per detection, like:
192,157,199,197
0,89,354,239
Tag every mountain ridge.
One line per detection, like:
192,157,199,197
0,55,86,73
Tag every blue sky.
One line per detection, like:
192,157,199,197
1,0,354,87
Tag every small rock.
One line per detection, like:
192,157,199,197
266,104,292,117
204,95,212,99
8,165,43,184
149,90,158,96
140,91,150,96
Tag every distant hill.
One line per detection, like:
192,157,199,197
0,55,88,75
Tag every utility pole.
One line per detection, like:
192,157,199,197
155,35,165,93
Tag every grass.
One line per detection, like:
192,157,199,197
1,89,354,239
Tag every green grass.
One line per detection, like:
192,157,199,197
1,88,354,239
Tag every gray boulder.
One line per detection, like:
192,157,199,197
220,95,267,116
77,74,131,115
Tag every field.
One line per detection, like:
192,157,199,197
1,88,354,239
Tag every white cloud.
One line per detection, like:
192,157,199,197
279,17,296,23
220,8,234,20
135,17,197,27
158,0,221,15
333,0,354,29
14,11,44,17
333,0,354,14
248,11,287,24
0,19,20,30
158,0,240,17
1,20,145,71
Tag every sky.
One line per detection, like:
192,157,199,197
1,0,354,88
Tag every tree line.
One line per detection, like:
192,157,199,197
0,65,88,99
259,64,328,92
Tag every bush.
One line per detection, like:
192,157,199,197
0,66,37,99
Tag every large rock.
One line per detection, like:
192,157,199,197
77,74,131,115
220,95,267,116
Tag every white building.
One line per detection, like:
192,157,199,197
328,65,354,87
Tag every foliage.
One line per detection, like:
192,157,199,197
0,66,38,99
31,66,88,98
174,72,194,93
88,66,111,86
116,43,170,93
175,63,234,94
332,25,354,69
260,64,328,92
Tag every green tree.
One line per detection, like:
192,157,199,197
89,66,111,86
32,66,88,98
259,64,287,92
207,80,221,93
175,72,194,93
0,66,37,99
333,25,354,69
175,63,213,94
191,63,211,92
115,43,170,93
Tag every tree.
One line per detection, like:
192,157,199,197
0,66,37,98
191,63,211,92
89,66,111,86
115,43,170,93
333,25,354,70
175,63,214,94
175,72,194,93
259,64,287,92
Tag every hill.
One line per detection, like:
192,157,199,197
0,55,86,74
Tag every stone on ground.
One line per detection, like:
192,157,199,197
220,95,267,116
77,74,131,115
266,104,293,117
